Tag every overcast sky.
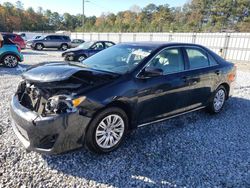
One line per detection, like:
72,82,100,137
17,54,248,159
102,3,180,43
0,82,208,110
1,0,186,16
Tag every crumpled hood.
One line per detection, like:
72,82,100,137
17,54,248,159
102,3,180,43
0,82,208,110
22,62,116,83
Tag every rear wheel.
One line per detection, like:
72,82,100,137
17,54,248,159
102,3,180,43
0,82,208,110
207,85,227,114
85,107,128,154
61,44,68,51
2,55,19,68
35,43,44,51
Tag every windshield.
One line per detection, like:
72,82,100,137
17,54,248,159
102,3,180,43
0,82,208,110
78,41,95,49
79,44,155,74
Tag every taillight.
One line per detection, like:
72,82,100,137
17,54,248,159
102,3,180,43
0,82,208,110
228,65,236,82
17,45,21,52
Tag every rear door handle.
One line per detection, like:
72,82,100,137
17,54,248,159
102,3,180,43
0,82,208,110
215,70,222,75
183,76,199,85
189,78,199,85
182,76,188,83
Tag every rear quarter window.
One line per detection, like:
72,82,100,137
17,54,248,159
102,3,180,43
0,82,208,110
186,48,209,69
208,54,218,66
105,42,115,48
62,36,70,41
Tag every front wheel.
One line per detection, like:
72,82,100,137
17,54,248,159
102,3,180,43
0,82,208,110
35,43,44,51
2,55,19,68
85,107,128,154
64,55,74,61
207,85,227,114
78,55,86,62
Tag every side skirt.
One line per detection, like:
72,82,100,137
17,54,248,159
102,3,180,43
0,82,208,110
137,106,206,128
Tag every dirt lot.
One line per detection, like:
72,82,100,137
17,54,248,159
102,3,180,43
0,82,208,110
0,49,250,187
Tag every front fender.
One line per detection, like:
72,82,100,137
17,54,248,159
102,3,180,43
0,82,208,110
0,51,22,62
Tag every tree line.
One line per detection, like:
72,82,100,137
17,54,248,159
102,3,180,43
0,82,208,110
0,0,250,33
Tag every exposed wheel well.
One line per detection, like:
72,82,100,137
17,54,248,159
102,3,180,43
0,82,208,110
90,101,133,131
219,83,230,99
35,43,44,49
61,43,68,48
36,43,44,46
1,53,20,62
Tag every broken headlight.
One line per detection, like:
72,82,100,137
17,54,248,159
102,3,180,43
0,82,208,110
46,95,86,114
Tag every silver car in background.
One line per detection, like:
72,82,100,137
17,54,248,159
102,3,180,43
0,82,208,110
26,35,71,51
71,39,85,48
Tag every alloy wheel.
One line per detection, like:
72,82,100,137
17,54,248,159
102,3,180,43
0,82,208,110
61,45,68,51
36,44,43,50
95,114,125,149
78,56,86,62
66,55,74,61
213,89,226,112
4,55,18,67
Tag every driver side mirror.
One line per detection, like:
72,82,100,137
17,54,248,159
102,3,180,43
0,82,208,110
140,67,163,78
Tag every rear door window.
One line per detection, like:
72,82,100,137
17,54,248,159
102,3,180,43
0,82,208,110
53,36,62,40
62,36,70,41
105,42,114,48
48,36,61,40
186,48,209,69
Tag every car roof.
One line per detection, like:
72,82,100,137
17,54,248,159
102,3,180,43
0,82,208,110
85,40,115,43
1,32,16,36
45,35,69,37
119,42,206,49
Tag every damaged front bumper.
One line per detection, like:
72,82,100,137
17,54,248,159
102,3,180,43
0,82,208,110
10,95,91,154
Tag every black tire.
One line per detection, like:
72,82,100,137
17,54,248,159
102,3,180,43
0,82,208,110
35,43,44,51
78,55,87,62
2,54,19,68
207,85,227,114
61,44,68,51
85,107,128,154
65,54,75,61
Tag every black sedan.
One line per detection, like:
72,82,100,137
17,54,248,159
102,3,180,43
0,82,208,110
10,42,236,154
62,41,115,62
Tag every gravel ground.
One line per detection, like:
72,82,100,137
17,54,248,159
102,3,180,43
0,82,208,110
0,49,250,188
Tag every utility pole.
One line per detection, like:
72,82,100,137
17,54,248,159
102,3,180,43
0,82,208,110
82,0,85,32
82,0,89,32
